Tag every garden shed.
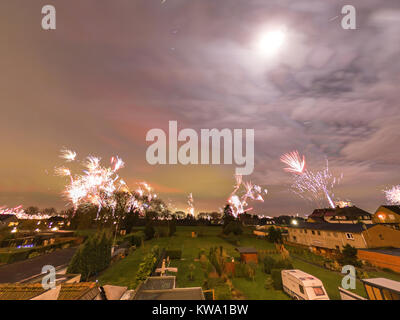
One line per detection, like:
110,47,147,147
236,247,258,264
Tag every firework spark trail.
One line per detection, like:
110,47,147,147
228,175,268,217
60,149,77,162
0,205,53,220
133,181,159,215
56,149,131,218
187,193,195,217
281,151,341,209
384,185,400,205
280,151,305,174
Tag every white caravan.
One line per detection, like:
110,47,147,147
281,269,330,300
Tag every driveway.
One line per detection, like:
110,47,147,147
0,247,77,283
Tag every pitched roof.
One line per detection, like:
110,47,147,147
309,206,372,219
291,221,375,233
236,247,258,254
358,248,400,257
0,283,46,300
57,282,100,300
333,206,372,217
380,206,400,215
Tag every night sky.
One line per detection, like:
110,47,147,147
1,0,399,216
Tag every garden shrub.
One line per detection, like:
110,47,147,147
198,248,206,259
67,231,112,280
274,259,293,270
262,256,293,274
204,277,232,300
199,254,208,269
122,231,144,247
245,262,257,281
234,262,247,278
144,223,155,240
156,227,169,238
338,244,361,267
263,256,276,274
0,239,76,264
271,269,283,290
267,227,283,243
264,276,274,289
165,249,182,260
168,219,176,237
208,246,226,276
222,221,243,236
134,245,160,287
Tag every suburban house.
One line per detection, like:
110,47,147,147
132,276,205,300
236,247,258,264
307,206,373,224
0,214,18,230
373,205,400,230
285,222,400,255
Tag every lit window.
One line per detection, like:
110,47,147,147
346,233,354,240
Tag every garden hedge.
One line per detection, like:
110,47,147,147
0,239,76,264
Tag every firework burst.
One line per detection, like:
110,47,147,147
56,149,131,218
280,151,305,174
384,185,400,205
227,175,268,217
281,151,342,209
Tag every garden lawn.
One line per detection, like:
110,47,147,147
232,263,290,300
98,226,276,291
291,258,367,300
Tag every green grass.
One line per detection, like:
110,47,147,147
98,226,400,300
291,258,367,300
232,264,290,300
98,226,275,291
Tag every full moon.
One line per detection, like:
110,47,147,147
256,29,286,56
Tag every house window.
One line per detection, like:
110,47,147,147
304,230,307,234
333,232,338,237
345,233,354,240
317,231,321,236
293,236,297,241
299,285,304,294
389,215,395,220
379,234,384,240
312,230,315,235
327,232,331,237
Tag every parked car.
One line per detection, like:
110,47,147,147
281,269,330,300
